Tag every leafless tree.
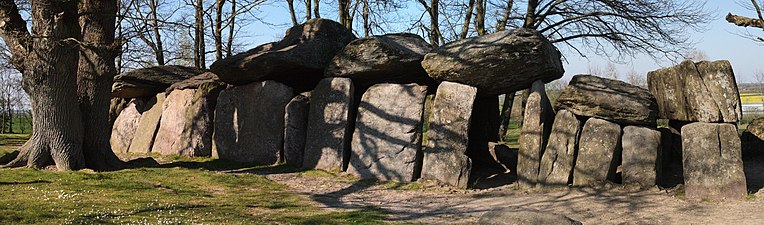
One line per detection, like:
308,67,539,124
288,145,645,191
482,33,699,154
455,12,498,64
727,0,764,43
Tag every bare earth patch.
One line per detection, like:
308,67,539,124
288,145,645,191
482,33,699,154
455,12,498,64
267,155,764,224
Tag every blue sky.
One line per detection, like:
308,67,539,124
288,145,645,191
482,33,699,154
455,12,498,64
244,0,762,83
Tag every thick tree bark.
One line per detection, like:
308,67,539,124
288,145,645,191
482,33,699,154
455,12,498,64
0,0,85,170
194,0,206,68
77,0,123,171
215,0,225,60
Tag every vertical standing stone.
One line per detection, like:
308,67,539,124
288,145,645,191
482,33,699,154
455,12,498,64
128,93,166,153
537,110,581,187
682,122,747,200
213,81,294,164
303,78,355,171
622,126,661,188
152,84,222,157
572,118,622,186
348,83,428,182
284,93,311,167
152,89,195,155
110,99,143,153
421,82,477,188
517,80,555,188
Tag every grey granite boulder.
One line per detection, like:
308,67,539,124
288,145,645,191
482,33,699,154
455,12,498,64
622,126,661,188
152,82,223,157
284,93,311,167
303,78,356,171
325,33,434,86
348,83,428,182
422,81,477,188
537,110,582,187
572,118,621,187
516,80,555,188
555,75,658,125
648,60,741,122
742,117,764,157
682,122,747,200
112,65,206,98
210,19,356,92
213,81,294,164
421,28,563,96
110,99,143,153
127,93,166,153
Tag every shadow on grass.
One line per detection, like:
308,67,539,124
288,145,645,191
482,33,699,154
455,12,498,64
0,180,51,185
123,156,307,175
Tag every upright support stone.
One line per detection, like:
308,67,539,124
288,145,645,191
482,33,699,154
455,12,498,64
213,81,294,164
572,118,622,187
152,83,222,157
284,93,311,167
303,78,356,171
128,93,166,153
537,110,581,187
622,126,661,188
110,99,143,153
422,82,477,188
348,83,428,182
682,122,747,200
517,80,554,188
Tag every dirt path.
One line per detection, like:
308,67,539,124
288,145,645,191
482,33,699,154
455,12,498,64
266,157,764,224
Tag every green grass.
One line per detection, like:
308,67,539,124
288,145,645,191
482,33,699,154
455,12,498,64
0,141,393,224
0,133,29,154
502,120,522,148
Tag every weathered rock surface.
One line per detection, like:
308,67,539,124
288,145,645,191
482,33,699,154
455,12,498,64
166,72,224,92
477,209,582,225
742,117,764,157
303,78,356,171
572,118,622,187
421,28,563,96
556,75,658,125
284,93,311,167
128,93,166,153
348,83,428,182
112,65,206,98
210,19,356,92
109,98,129,125
152,83,223,157
422,81,477,188
110,99,144,153
517,80,555,188
648,60,741,123
325,33,434,86
682,122,747,200
537,110,582,187
622,126,661,188
213,81,294,164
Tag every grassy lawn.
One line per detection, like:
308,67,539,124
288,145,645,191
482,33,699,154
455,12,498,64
0,133,30,155
0,140,393,224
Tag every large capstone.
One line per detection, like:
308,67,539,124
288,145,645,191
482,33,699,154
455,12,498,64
303,78,356,171
284,93,311,168
110,99,144,153
325,33,434,86
210,19,356,92
555,75,658,125
648,60,741,123
213,81,294,164
347,83,428,182
112,65,206,98
420,28,563,96
572,118,622,187
681,122,747,200
128,93,166,153
622,126,661,188
516,80,555,188
152,82,223,157
537,109,582,187
421,81,477,188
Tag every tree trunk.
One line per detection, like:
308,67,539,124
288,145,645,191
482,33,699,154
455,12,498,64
287,0,298,26
313,0,320,18
362,0,369,37
429,0,440,46
194,0,206,68
77,0,123,171
338,0,351,30
498,92,515,141
523,0,538,28
227,0,236,57
148,0,165,65
215,0,225,60
459,0,475,39
474,0,485,35
305,0,312,20
496,0,514,32
1,0,85,170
